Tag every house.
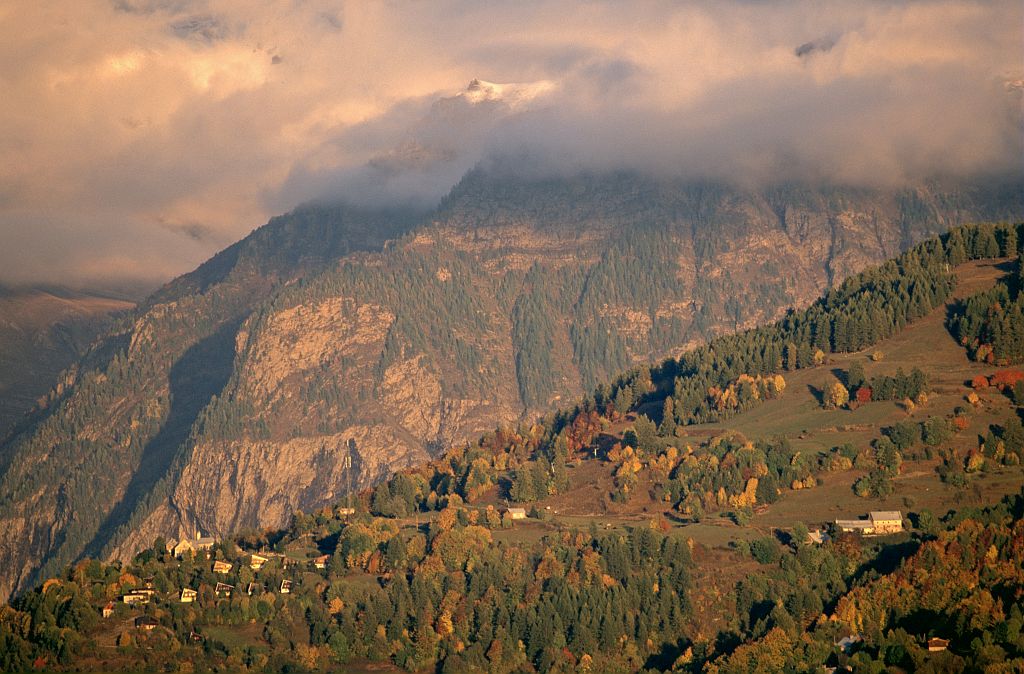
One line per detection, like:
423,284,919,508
215,582,234,598
836,634,862,653
927,637,950,652
311,554,329,570
212,560,233,574
135,616,159,631
279,579,293,594
834,511,903,535
504,507,527,520
122,591,150,605
336,507,356,517
179,588,197,603
249,553,268,570
101,602,115,618
807,529,830,545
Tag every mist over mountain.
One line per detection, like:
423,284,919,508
1,1,1020,287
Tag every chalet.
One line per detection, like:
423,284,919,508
834,511,903,535
246,582,263,596
101,602,115,618
927,637,950,652
504,507,527,520
249,553,268,570
280,579,293,594
311,554,330,570
215,582,234,598
212,560,233,574
179,588,197,603
134,616,159,631
336,507,356,516
122,591,150,605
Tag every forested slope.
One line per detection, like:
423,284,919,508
0,170,1020,601
1,223,1023,673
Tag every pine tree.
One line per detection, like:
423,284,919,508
659,396,676,436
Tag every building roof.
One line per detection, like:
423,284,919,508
870,511,903,521
835,519,872,529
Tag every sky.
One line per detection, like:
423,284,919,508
0,1,1021,290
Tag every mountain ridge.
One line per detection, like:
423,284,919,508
0,169,1021,600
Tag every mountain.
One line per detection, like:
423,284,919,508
0,169,1021,600
2,225,1022,673
0,286,133,435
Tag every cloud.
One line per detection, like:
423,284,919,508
0,0,1020,287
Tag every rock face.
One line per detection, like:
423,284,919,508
1,171,1022,599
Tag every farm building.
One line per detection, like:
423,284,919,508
504,507,527,520
835,511,903,535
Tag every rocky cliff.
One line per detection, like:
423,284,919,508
1,171,1021,599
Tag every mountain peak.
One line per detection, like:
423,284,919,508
460,77,556,108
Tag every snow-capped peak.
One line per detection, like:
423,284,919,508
460,78,556,108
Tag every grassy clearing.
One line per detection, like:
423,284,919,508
510,259,1024,549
